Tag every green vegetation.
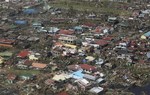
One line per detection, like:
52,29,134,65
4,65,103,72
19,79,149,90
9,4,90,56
8,68,40,75
49,0,131,15
0,51,13,57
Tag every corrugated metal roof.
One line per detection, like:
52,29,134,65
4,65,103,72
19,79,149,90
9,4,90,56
144,31,150,37
23,9,38,14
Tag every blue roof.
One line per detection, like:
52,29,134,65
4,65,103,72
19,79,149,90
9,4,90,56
147,52,150,58
72,70,84,79
74,26,83,30
14,20,27,25
23,9,38,14
144,31,150,37
82,59,87,63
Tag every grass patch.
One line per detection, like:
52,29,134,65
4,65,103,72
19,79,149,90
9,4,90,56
8,68,40,76
49,0,131,16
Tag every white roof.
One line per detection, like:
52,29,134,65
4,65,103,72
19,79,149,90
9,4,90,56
89,87,104,93
84,74,96,80
29,54,39,60
142,10,150,14
100,73,105,77
108,17,117,20
52,73,71,81
119,42,127,46
147,52,150,58
48,27,59,33
78,79,89,85
85,56,95,61
96,78,104,83
5,0,9,2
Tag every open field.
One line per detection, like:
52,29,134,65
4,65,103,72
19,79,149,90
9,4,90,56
7,68,40,75
49,0,131,15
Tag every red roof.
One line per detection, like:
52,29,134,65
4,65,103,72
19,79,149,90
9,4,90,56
0,38,15,45
103,37,113,41
129,41,137,46
79,64,96,71
128,47,137,51
0,44,13,47
95,27,102,33
52,18,66,21
83,23,96,27
51,18,66,23
95,40,108,46
57,91,69,95
55,42,63,46
139,60,145,64
17,50,31,58
7,73,17,80
59,30,74,35
23,60,32,66
53,34,60,39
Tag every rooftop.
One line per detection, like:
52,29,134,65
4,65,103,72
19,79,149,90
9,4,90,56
79,64,96,71
17,50,31,58
89,87,104,94
32,62,47,69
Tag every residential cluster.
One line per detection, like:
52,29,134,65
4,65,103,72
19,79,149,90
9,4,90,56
0,0,150,95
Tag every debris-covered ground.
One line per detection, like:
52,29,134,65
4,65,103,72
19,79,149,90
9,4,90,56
0,0,150,95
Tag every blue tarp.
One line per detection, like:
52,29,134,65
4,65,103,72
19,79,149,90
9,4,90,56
23,9,38,14
74,26,83,32
82,59,87,63
72,70,84,79
14,20,27,25
74,26,82,30
144,31,150,37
